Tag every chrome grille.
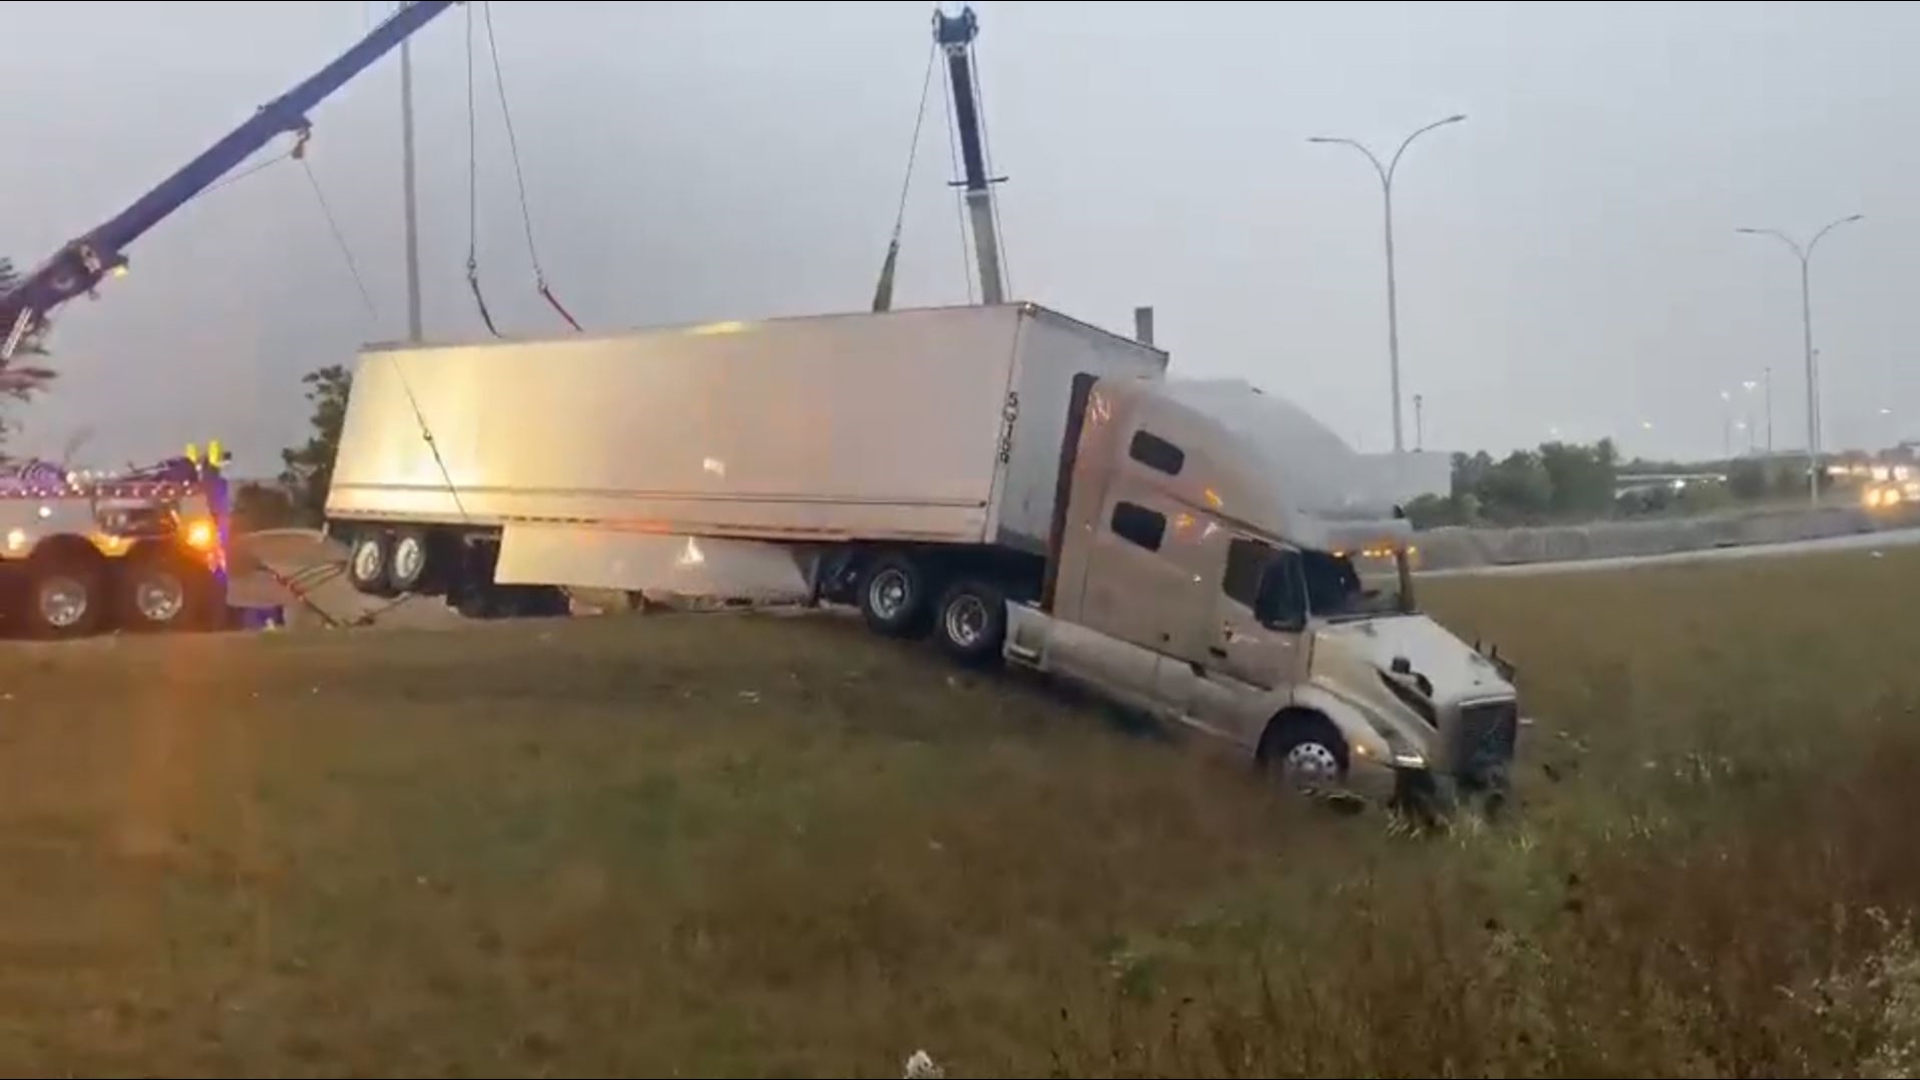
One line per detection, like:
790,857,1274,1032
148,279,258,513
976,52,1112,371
1453,698,1519,778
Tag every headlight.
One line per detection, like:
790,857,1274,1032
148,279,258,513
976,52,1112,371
1364,713,1428,769
184,519,217,551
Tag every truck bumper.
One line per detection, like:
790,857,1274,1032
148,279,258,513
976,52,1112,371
1386,763,1513,819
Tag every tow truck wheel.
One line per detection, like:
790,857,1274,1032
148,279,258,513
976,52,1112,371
23,546,107,640
346,531,392,596
934,578,1008,666
117,548,213,633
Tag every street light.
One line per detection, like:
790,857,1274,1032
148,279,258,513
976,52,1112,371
1310,112,1467,458
1736,213,1864,504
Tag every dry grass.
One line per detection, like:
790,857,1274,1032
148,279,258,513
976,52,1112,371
2,549,1920,1077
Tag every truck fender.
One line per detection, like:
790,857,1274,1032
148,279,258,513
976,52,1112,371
1278,683,1398,766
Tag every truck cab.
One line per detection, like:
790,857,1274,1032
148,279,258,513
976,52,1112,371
1002,375,1520,812
0,455,230,638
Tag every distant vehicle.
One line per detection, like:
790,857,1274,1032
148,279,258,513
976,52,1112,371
0,452,231,638
323,301,1520,812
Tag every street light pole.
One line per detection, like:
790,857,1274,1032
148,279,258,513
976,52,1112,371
1758,365,1774,453
1737,213,1863,505
1310,113,1467,459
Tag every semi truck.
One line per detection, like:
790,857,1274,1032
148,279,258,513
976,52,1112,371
323,301,1521,809
0,452,231,638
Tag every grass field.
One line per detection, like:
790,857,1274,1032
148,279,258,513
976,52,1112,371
3,549,1920,1077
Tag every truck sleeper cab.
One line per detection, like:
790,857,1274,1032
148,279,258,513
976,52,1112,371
998,374,1521,812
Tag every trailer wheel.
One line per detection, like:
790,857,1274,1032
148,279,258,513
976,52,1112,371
23,546,107,639
117,548,213,633
858,552,934,638
934,578,1008,665
346,531,392,596
388,528,432,594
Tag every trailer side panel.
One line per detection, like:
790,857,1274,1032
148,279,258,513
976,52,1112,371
328,305,1036,545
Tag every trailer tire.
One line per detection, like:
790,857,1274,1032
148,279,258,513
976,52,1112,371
117,548,214,633
22,544,108,640
388,528,432,594
858,552,935,638
934,577,1008,666
346,531,392,596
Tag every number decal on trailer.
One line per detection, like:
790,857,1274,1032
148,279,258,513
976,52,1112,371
998,392,1020,463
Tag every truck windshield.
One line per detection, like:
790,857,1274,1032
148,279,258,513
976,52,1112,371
1301,547,1411,619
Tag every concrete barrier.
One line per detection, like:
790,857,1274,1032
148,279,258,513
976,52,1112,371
1413,504,1920,572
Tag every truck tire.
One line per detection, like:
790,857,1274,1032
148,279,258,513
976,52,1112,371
858,552,935,638
116,548,214,633
23,546,107,639
346,530,392,596
934,577,1008,666
388,528,432,594
1258,711,1350,797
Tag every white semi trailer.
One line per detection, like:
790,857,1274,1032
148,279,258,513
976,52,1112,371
324,301,1522,810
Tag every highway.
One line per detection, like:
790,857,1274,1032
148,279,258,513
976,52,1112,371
1425,525,1920,578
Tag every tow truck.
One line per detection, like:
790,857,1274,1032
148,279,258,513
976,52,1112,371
0,448,231,638
0,4,459,638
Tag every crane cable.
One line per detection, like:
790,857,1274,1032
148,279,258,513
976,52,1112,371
301,156,379,321
464,4,501,337
481,2,581,331
464,2,579,336
871,35,939,312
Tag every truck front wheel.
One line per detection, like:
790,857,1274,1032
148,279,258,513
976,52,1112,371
934,578,1008,666
1258,711,1351,798
23,547,107,639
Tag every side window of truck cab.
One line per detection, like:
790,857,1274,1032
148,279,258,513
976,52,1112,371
1223,538,1307,631
1204,536,1309,692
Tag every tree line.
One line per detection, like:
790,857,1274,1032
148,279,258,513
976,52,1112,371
1407,438,1824,529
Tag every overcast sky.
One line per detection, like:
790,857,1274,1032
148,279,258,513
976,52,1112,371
2,0,1915,470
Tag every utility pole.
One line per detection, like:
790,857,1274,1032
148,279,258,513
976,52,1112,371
1737,214,1863,505
1310,114,1466,459
1413,393,1425,451
400,18,423,342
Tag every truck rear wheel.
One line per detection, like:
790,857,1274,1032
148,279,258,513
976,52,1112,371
346,531,391,596
388,528,432,594
934,578,1008,665
859,552,936,638
23,548,107,640
117,548,213,633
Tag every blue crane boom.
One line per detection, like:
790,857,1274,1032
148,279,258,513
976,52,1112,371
0,0,461,364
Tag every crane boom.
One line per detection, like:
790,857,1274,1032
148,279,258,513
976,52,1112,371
935,4,1005,306
0,0,461,364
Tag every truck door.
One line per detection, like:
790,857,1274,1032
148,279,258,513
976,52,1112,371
1185,537,1310,744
